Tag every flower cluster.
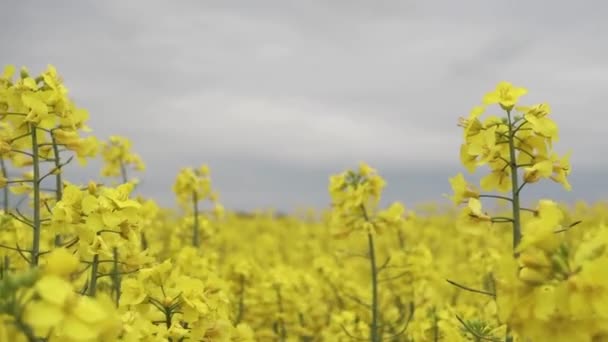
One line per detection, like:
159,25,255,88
329,162,405,237
100,136,145,182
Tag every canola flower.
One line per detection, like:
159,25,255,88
100,136,145,183
173,165,223,248
0,64,605,342
328,163,411,342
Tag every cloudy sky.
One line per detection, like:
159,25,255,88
2,1,607,211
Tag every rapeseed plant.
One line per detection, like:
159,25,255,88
0,65,604,341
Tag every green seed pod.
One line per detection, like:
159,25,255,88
551,254,570,275
19,67,30,79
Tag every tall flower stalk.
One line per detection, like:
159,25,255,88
328,163,413,342
448,82,573,341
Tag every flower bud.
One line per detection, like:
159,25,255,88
518,266,550,285
2,268,39,291
39,145,53,158
518,249,551,269
523,168,541,184
0,140,11,155
88,181,98,194
19,67,30,79
551,254,570,275
162,296,175,307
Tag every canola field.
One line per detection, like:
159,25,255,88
0,64,605,341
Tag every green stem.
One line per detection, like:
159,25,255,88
140,231,148,251
165,307,172,328
88,254,99,297
275,285,287,341
506,110,522,253
51,132,63,246
359,203,380,342
479,194,512,202
0,158,8,212
367,231,380,342
164,305,173,342
30,124,41,267
50,131,63,201
505,110,521,342
432,307,439,342
235,274,245,325
15,318,39,342
397,228,405,249
2,255,9,278
192,191,200,247
119,160,128,183
112,247,121,307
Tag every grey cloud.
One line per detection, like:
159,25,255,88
2,0,608,210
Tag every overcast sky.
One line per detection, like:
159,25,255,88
2,1,608,211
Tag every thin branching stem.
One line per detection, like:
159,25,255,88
360,203,380,342
50,130,63,201
112,247,121,307
446,279,496,298
192,191,200,247
119,160,128,184
30,124,41,267
88,254,99,297
0,158,8,212
479,194,512,202
368,235,380,340
506,109,522,252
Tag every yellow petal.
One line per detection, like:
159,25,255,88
35,276,74,305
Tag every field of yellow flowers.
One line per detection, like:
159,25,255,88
0,64,605,342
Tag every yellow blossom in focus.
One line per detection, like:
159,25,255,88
42,248,79,278
483,81,528,109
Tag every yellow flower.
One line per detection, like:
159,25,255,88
516,200,564,253
24,275,116,340
42,248,79,278
120,278,147,306
522,103,559,141
448,173,480,205
100,135,144,178
483,81,528,109
480,167,512,193
518,248,552,269
173,165,216,207
459,144,477,172
465,126,502,167
458,105,485,140
550,152,572,191
358,162,376,177
523,160,553,184
518,266,550,285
